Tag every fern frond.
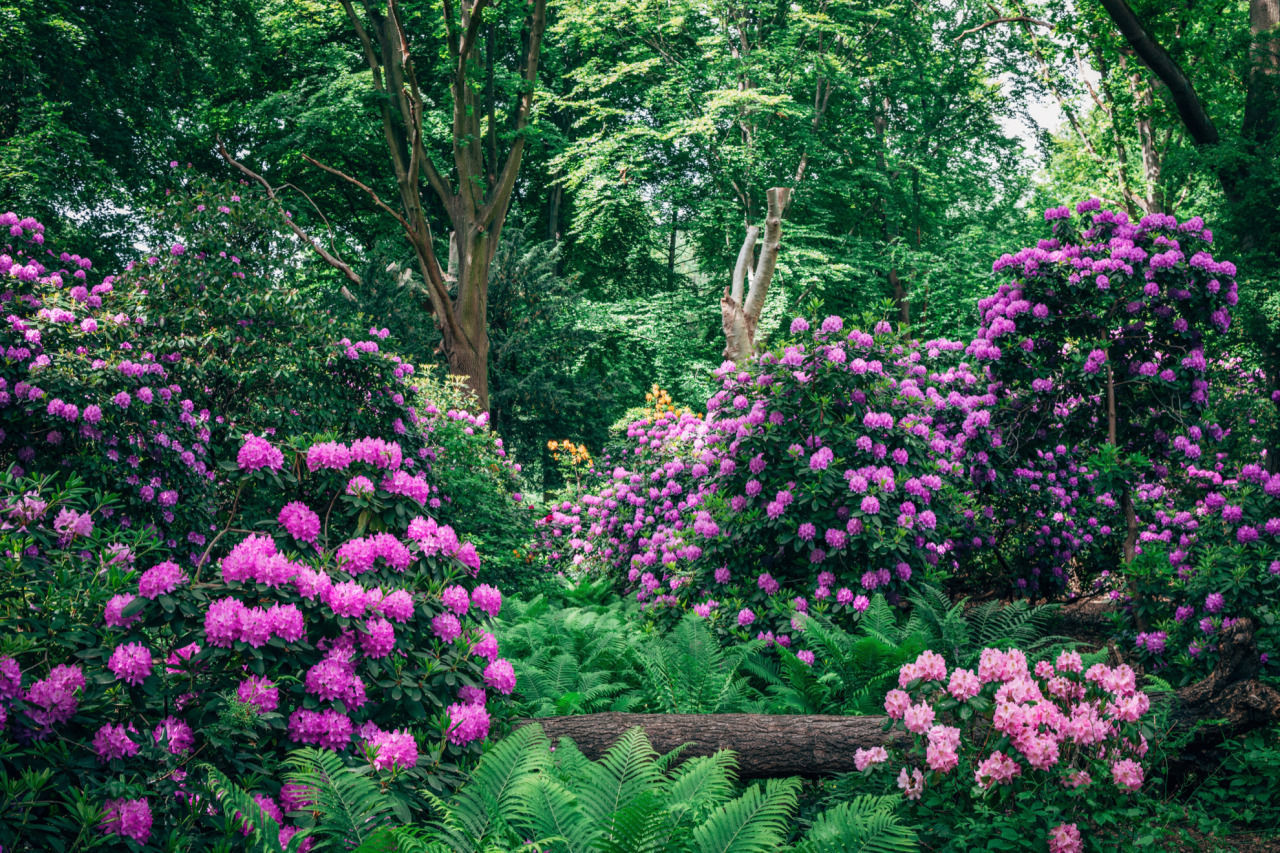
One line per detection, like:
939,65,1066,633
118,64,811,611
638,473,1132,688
573,727,662,841
445,723,551,848
515,773,597,853
692,776,800,853
202,765,287,853
789,795,918,853
282,747,397,850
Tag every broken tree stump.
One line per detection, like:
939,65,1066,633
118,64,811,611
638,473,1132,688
517,713,907,779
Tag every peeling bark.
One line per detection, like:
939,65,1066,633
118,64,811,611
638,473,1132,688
721,187,791,363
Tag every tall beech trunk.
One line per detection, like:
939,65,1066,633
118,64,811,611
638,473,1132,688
721,187,791,363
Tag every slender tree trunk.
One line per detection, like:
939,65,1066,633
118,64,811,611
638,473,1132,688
874,99,908,325
667,208,678,289
721,187,791,363
548,184,562,243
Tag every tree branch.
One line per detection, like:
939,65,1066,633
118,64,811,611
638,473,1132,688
1096,0,1220,145
217,144,363,288
299,153,412,233
953,15,1051,41
478,0,547,229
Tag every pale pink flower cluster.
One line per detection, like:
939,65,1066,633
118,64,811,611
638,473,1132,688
874,645,1154,845
854,745,888,770
1048,822,1083,853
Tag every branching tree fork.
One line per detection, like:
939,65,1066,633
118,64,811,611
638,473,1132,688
721,186,791,363
223,0,547,411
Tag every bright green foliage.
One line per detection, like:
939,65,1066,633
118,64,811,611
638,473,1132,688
634,616,761,715
788,795,918,853
271,724,915,853
745,586,1065,716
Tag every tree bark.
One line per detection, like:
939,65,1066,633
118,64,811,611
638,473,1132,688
519,713,907,779
290,0,550,412
721,187,791,363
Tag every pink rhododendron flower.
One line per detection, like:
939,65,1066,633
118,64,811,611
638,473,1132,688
107,642,152,686
896,766,925,800
278,501,321,542
153,716,195,754
100,797,152,843
483,658,516,695
446,701,490,745
93,723,139,762
974,750,1021,789
854,746,888,771
138,560,184,598
1111,758,1144,791
1048,823,1083,853
237,434,284,471
884,689,911,719
238,676,279,713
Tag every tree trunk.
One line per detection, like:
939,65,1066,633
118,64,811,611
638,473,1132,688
667,208,678,289
518,713,907,779
720,187,790,363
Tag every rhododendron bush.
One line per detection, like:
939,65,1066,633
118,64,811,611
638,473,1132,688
1122,457,1280,675
966,200,1236,594
861,647,1156,850
1,183,527,569
539,319,994,641
0,205,524,848
0,434,514,848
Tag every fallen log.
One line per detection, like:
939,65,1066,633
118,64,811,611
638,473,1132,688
518,713,907,779
1170,617,1280,751
516,621,1280,780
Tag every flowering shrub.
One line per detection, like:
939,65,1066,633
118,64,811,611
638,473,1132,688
0,197,526,848
859,647,1156,850
1,211,219,551
0,434,514,849
1121,456,1280,675
966,200,1235,594
538,319,993,641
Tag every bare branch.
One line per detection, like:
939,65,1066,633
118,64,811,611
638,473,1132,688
731,226,759,304
217,143,363,288
743,187,791,326
299,153,412,233
954,15,1051,41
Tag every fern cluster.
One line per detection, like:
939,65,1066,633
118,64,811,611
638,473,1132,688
501,583,1070,721
209,726,917,853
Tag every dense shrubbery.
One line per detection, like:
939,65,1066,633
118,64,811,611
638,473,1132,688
0,204,532,849
966,201,1236,596
4,194,1278,851
538,321,996,651
538,201,1274,685
862,647,1157,852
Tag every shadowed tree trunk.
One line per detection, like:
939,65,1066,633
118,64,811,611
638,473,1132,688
721,187,791,363
1097,0,1280,467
